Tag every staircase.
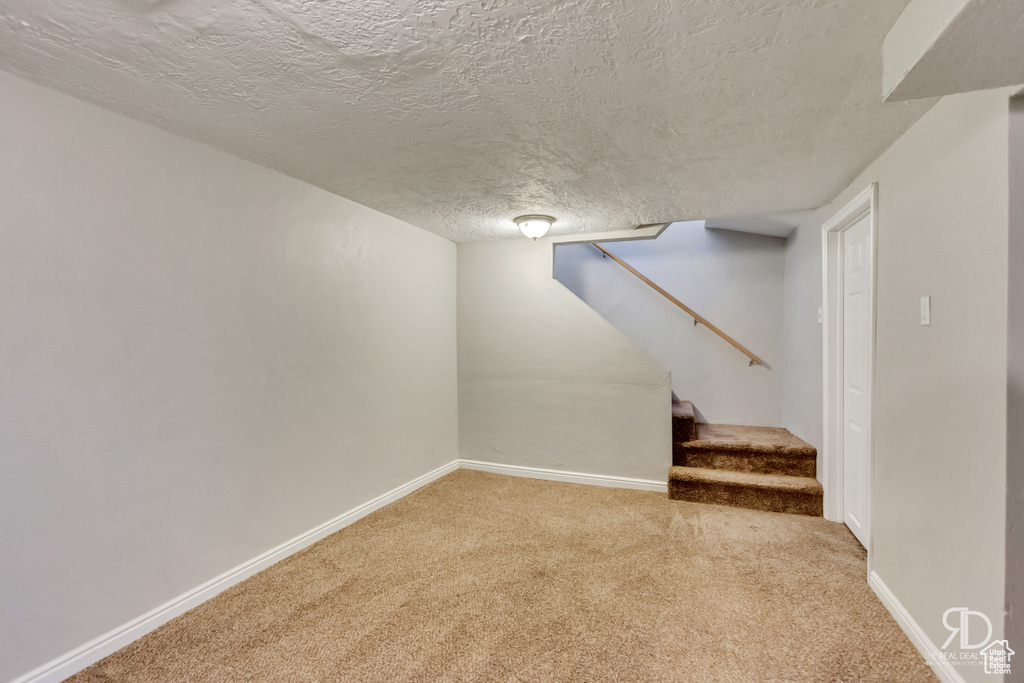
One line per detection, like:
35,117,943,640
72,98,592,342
668,398,823,516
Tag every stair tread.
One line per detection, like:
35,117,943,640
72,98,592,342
677,423,816,455
671,398,696,420
669,465,823,494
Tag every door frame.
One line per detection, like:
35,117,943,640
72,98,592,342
821,183,878,548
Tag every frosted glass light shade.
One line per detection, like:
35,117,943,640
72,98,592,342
514,214,554,240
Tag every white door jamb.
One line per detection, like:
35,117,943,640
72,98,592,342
821,184,878,547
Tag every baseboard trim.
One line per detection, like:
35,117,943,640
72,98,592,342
868,570,966,683
10,459,460,683
16,462,974,683
458,459,668,492
12,459,664,682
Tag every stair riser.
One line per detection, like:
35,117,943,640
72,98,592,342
674,448,816,477
672,417,696,443
671,399,697,443
669,479,823,516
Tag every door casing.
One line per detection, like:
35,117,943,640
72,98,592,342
821,184,878,553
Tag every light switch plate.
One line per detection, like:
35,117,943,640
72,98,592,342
920,296,931,326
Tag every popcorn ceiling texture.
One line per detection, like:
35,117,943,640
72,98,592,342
0,0,933,242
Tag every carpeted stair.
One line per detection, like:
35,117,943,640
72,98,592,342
669,398,823,516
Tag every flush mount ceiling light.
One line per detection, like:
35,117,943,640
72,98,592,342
514,215,554,240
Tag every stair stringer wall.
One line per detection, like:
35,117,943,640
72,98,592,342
554,221,785,427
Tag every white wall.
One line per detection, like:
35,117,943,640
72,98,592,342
781,210,826,457
0,71,458,682
554,221,785,427
457,238,671,482
815,88,1011,682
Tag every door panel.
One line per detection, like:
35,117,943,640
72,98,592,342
842,215,871,547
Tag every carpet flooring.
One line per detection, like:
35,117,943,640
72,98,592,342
69,470,936,682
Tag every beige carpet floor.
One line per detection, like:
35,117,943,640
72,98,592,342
70,470,936,682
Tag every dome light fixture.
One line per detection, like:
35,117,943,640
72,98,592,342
514,214,554,240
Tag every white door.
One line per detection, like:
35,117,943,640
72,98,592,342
842,215,871,547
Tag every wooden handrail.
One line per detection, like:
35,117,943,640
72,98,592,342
593,243,763,366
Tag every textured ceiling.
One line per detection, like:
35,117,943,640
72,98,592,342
0,0,933,242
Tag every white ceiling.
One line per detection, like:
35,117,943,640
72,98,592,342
0,0,934,242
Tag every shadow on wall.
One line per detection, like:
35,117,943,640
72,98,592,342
1006,93,1024,668
553,221,786,427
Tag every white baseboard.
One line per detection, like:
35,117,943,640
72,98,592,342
10,460,460,683
12,459,665,683
14,462,979,683
458,459,668,492
868,570,966,683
